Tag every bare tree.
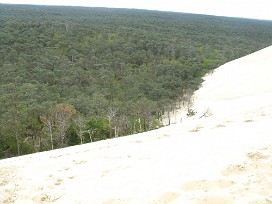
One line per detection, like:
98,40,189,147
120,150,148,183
55,110,71,148
43,117,54,150
53,103,76,148
85,130,94,143
106,107,118,138
184,89,197,117
73,116,86,145
199,108,213,119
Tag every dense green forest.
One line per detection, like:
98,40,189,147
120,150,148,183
1,4,272,159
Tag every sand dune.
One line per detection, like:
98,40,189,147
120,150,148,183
1,46,272,204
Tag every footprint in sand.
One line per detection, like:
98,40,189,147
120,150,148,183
181,179,235,192
213,120,233,129
33,193,51,203
194,194,234,204
244,119,254,123
189,125,203,132
0,177,9,187
47,177,64,189
54,178,63,186
68,175,75,179
0,167,18,186
1,185,19,204
214,124,226,128
156,134,170,140
73,160,87,164
223,149,272,177
221,147,272,202
153,192,180,203
247,152,269,160
33,193,61,203
221,164,248,176
51,154,64,159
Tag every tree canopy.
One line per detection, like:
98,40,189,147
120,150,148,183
1,4,272,158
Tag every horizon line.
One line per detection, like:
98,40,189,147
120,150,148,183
1,2,272,22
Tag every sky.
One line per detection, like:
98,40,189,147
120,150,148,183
1,0,272,21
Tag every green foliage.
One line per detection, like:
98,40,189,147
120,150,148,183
187,109,197,117
86,117,110,141
1,4,272,158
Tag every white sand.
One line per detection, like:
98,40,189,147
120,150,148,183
1,46,272,204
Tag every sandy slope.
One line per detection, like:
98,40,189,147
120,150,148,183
1,46,272,204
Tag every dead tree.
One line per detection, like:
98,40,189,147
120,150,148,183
74,116,86,145
106,107,118,138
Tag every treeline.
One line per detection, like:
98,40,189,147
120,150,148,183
1,4,272,158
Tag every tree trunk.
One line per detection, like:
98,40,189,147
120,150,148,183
61,132,65,147
133,118,136,133
48,122,54,150
114,126,118,138
79,131,84,144
87,130,93,143
15,131,20,156
39,134,42,152
109,119,112,138
138,118,142,132
167,110,171,125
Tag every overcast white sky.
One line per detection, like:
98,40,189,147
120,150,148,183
1,0,272,20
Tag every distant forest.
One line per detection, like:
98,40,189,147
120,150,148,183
1,4,272,159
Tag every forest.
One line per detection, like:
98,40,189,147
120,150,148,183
1,4,272,159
